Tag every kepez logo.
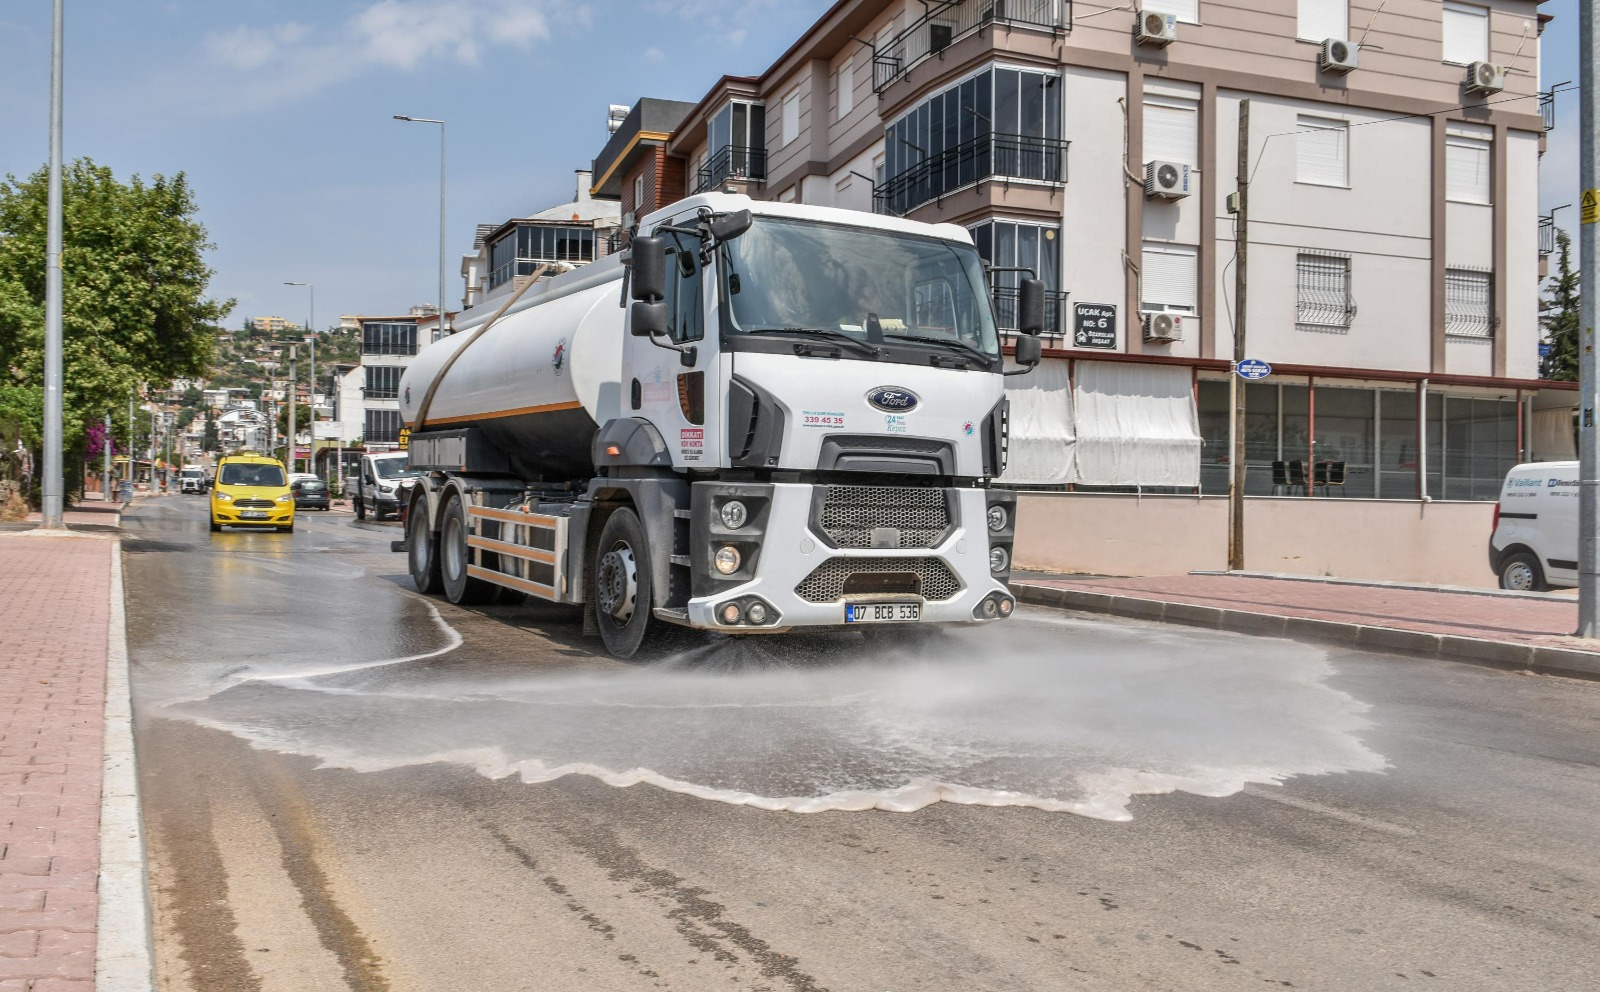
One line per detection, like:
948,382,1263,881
866,386,920,413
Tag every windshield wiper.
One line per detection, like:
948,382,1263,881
893,334,996,366
747,327,883,358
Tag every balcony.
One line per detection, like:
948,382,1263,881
873,0,1072,93
992,285,1069,342
693,145,767,194
874,133,1068,217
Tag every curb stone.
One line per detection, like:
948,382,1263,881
1010,581,1600,681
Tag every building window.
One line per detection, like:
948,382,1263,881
697,100,767,193
969,220,1063,335
1445,134,1491,204
1445,268,1494,338
1144,97,1198,166
837,57,854,119
1140,243,1198,314
1296,252,1355,331
1297,0,1348,41
1296,116,1348,186
1443,1,1488,65
1142,0,1199,23
487,225,596,289
361,321,417,356
781,90,799,145
878,63,1064,216
364,409,402,445
364,365,402,399
633,174,645,210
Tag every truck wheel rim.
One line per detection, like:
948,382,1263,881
597,543,637,623
410,512,429,574
1505,562,1533,590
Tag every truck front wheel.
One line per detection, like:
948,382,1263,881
355,496,366,521
593,507,654,660
440,494,495,605
408,497,443,595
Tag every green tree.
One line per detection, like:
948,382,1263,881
180,385,203,407
1542,228,1580,381
0,159,233,494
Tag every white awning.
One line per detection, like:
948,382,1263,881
1071,361,1201,487
1001,357,1075,485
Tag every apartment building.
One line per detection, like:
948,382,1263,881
355,314,424,449
248,315,301,334
595,0,1569,509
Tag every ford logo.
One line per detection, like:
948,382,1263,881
867,386,919,413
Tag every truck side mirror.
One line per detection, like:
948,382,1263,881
708,209,752,243
631,300,669,338
1017,278,1046,336
630,236,666,302
1014,333,1042,367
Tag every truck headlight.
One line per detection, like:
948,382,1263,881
719,500,748,529
986,504,1008,532
988,546,1010,573
714,545,742,574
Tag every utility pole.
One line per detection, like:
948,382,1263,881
101,413,111,502
126,390,134,481
1579,4,1600,636
39,0,64,529
287,345,298,473
1228,99,1250,572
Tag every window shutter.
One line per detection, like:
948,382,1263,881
1296,117,1347,186
1297,0,1348,41
1143,101,1197,165
1141,245,1198,313
782,91,800,145
1443,2,1488,65
1445,136,1490,203
838,58,854,119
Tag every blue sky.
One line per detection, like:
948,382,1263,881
0,0,1582,328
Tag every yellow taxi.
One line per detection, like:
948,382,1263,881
209,452,295,533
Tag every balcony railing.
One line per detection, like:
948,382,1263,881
873,133,1068,216
694,144,768,194
1539,214,1556,257
873,0,1072,93
992,286,1068,341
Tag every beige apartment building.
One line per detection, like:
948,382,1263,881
593,0,1572,512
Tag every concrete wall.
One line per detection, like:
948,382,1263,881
1015,492,1497,588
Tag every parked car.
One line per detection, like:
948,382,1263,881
290,477,330,510
1489,461,1577,591
210,452,295,533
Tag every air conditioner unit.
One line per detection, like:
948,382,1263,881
1144,160,1192,199
1465,61,1506,95
1135,9,1177,47
1319,38,1358,74
1142,310,1185,343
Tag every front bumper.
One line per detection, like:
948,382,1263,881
684,483,1012,631
211,504,294,527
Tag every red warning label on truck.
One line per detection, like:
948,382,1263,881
680,428,704,462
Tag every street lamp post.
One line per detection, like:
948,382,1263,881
285,281,314,475
392,115,447,342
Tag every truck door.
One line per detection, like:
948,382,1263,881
628,239,722,468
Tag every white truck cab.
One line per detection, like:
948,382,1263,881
1490,461,1579,591
353,451,422,521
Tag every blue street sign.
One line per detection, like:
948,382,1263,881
1539,343,1554,358
1236,359,1272,380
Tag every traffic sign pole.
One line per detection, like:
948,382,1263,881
1580,2,1600,636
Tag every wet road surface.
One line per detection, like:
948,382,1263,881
123,495,1600,991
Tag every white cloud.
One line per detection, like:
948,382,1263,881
642,46,665,62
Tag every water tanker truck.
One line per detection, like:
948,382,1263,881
395,192,1044,658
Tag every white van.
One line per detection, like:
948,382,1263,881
1489,461,1579,591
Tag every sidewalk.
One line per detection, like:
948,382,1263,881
0,511,147,990
1010,572,1600,679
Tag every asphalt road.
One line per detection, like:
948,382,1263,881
123,495,1600,992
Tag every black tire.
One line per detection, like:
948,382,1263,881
593,507,655,660
440,493,495,605
1498,551,1547,592
278,522,294,534
355,497,367,521
408,497,444,595
209,519,221,533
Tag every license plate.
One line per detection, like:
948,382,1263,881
845,602,921,623
240,511,268,519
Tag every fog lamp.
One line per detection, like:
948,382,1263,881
714,545,742,574
987,504,1008,532
720,602,743,624
997,597,1014,617
719,499,748,529
988,546,1010,574
981,598,999,618
746,602,768,624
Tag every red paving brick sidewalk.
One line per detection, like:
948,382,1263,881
1014,573,1594,654
0,534,112,991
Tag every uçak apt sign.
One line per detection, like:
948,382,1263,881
1073,303,1117,349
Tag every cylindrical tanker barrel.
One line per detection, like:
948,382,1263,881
398,256,626,481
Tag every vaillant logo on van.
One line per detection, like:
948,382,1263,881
867,387,919,413
1508,477,1541,488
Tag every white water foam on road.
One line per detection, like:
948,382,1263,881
149,609,1388,820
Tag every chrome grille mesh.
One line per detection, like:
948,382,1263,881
818,486,949,549
795,556,962,603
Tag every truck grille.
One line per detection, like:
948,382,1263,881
234,499,275,509
795,556,962,603
817,486,950,549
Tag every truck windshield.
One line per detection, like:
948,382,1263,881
373,457,421,480
720,217,999,361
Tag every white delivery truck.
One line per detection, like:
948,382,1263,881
395,193,1043,658
1490,460,1579,591
353,450,422,521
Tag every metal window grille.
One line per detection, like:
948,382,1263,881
1445,267,1495,338
363,365,401,399
1295,252,1356,330
361,322,417,356
364,409,402,444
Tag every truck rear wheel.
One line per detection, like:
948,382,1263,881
440,494,495,605
593,507,654,660
408,497,443,595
